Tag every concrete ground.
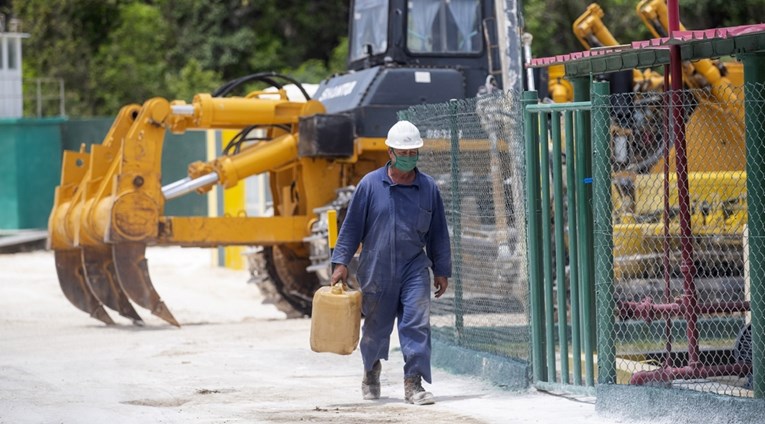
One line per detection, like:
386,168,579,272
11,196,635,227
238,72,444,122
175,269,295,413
0,246,650,424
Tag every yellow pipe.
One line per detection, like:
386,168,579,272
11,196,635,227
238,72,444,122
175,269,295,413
216,133,298,188
327,209,338,249
221,129,247,270
172,94,326,129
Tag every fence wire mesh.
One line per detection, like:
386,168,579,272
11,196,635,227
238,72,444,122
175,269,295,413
593,83,761,398
398,79,763,399
401,91,530,362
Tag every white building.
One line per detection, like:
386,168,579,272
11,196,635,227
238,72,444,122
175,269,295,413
0,17,28,119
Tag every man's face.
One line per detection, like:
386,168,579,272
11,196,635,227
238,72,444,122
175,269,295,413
389,148,419,159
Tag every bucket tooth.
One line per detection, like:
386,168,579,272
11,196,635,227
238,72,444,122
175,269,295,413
81,246,144,326
54,249,115,325
112,242,180,327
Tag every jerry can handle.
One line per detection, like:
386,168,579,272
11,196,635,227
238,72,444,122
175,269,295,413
330,280,346,295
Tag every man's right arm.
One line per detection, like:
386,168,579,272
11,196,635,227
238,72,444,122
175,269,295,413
330,181,368,283
330,264,348,285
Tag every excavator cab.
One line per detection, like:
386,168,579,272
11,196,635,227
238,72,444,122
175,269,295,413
348,0,489,76
48,0,519,324
316,0,502,137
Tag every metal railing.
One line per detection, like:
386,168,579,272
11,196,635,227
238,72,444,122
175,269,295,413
523,93,601,387
24,77,65,117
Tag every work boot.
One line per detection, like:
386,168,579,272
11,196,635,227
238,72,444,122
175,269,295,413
404,375,435,405
362,360,382,400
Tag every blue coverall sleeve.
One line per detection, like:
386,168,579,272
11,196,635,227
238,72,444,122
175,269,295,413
426,186,452,278
331,181,368,266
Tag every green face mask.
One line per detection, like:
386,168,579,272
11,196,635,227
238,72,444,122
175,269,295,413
393,152,418,172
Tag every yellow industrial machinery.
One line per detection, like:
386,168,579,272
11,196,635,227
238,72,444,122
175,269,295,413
547,64,574,103
47,87,381,325
636,0,745,174
48,0,514,324
572,3,665,94
548,3,665,105
566,1,748,280
569,2,668,176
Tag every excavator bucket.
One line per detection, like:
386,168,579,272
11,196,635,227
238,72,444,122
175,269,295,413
54,249,115,325
112,242,179,327
81,246,144,325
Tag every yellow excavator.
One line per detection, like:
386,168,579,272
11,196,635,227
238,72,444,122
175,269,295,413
636,0,745,173
573,3,666,95
47,0,519,325
49,88,346,326
562,0,747,281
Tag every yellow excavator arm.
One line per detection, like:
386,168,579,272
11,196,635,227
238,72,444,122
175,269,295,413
550,3,667,103
572,3,664,92
636,0,742,99
572,3,620,49
633,0,744,174
51,92,327,248
48,87,386,326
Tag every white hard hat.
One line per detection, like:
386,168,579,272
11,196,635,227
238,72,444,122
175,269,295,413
385,120,423,149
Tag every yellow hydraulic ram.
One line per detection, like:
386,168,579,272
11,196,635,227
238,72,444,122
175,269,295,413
572,3,665,93
636,0,745,173
48,90,341,326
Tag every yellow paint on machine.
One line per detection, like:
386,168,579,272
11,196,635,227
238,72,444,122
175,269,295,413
207,129,247,270
222,128,247,270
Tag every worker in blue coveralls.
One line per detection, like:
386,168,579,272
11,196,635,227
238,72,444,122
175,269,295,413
330,120,451,405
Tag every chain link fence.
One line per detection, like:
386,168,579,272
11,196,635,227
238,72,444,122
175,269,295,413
399,79,764,400
398,78,762,399
593,82,759,397
401,91,530,363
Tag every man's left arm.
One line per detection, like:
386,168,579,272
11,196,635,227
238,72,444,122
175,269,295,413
426,186,451,298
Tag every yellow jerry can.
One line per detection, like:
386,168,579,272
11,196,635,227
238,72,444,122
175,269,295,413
310,283,362,355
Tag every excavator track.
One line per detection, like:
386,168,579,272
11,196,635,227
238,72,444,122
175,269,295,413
112,242,180,327
54,249,115,325
81,246,144,325
256,245,320,318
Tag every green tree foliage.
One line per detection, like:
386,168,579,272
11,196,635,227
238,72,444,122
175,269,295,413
12,0,123,116
288,38,350,83
92,3,170,113
10,0,348,116
158,1,259,80
7,0,764,116
166,58,223,103
679,0,765,30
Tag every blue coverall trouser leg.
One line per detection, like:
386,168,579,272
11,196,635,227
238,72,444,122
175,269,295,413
360,266,432,384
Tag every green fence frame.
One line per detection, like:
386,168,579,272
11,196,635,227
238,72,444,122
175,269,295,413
524,95,600,387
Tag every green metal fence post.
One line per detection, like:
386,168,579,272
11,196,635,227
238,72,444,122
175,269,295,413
449,99,465,345
591,81,616,385
573,76,595,386
742,53,765,399
551,111,569,384
565,110,582,385
540,111,557,381
524,91,547,382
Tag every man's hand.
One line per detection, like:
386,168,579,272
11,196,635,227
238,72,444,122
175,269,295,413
434,276,448,298
331,264,348,285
